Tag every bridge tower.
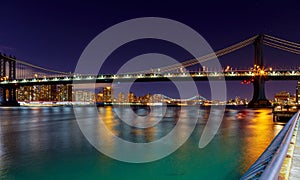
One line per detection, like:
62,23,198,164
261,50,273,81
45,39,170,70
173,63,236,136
248,34,271,107
0,54,19,106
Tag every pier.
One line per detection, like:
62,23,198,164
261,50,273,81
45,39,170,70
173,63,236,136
241,111,300,179
272,105,299,122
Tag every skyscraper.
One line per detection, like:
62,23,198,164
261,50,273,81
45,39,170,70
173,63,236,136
57,85,72,101
39,85,57,101
103,87,113,102
296,81,300,104
17,86,39,101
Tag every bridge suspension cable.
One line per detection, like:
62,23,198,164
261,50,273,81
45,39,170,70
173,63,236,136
265,34,300,49
264,35,300,55
3,55,71,75
6,34,300,79
263,41,300,55
141,35,258,73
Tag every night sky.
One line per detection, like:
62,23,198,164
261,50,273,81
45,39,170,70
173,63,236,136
1,0,300,99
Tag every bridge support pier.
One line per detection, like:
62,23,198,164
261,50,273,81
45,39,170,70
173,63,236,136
248,34,271,108
0,54,19,106
248,76,271,107
0,87,6,105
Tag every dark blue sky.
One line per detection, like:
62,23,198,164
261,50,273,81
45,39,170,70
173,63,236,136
0,0,300,99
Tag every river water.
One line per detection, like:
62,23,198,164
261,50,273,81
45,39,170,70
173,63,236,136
0,106,284,179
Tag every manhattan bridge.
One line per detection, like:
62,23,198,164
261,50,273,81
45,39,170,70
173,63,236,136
1,34,300,107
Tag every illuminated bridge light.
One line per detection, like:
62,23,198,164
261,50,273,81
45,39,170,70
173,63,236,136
259,70,265,75
291,71,296,75
212,72,219,76
1,69,300,86
269,67,273,71
228,72,236,76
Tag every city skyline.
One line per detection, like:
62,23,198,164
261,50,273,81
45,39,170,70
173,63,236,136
1,1,300,178
14,83,300,105
0,1,300,99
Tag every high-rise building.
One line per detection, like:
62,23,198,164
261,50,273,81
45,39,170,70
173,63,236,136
17,86,29,101
296,81,300,104
103,86,113,102
73,90,94,102
128,92,136,103
17,86,39,101
97,92,104,102
74,90,83,101
57,85,72,101
274,91,290,105
117,92,126,103
141,93,151,103
39,85,57,101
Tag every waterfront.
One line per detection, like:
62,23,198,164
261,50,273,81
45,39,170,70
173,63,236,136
0,106,284,179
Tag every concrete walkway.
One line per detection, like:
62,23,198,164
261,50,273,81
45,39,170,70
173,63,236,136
279,118,300,179
289,119,300,180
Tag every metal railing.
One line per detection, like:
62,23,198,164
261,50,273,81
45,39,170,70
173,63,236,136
241,111,299,180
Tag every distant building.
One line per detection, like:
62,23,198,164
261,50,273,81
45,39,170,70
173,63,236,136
117,92,126,103
73,90,83,101
141,93,151,103
57,85,72,101
39,85,57,101
128,92,136,103
97,92,104,102
296,81,300,104
17,86,30,101
17,86,27,101
150,94,163,103
72,90,95,102
73,90,94,102
103,87,113,102
274,91,290,105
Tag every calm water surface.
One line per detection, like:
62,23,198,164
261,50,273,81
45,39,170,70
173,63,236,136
0,106,284,179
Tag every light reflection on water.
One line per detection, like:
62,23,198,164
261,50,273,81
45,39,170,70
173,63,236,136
0,106,284,179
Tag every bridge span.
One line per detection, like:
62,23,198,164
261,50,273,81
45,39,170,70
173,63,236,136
1,34,300,106
0,70,300,86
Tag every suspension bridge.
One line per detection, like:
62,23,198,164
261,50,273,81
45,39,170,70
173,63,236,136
1,34,300,106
